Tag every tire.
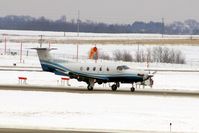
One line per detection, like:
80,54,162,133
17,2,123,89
130,87,135,92
87,85,93,91
98,81,103,85
111,84,117,91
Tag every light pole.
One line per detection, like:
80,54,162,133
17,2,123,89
39,35,43,48
162,18,164,38
3,34,7,55
76,10,80,61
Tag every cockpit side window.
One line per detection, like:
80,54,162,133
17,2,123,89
117,65,130,71
117,66,123,71
122,65,130,70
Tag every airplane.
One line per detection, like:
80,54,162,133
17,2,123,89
33,48,154,92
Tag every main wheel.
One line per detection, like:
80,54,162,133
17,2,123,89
130,87,135,92
111,84,117,91
87,85,93,91
116,82,120,88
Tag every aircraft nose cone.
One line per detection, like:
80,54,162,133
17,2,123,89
137,73,144,77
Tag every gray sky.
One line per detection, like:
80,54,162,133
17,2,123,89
0,0,198,24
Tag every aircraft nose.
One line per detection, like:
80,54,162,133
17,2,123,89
137,73,144,77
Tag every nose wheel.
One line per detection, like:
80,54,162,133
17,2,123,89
130,83,135,92
130,87,135,92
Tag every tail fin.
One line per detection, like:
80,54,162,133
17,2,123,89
32,48,57,72
31,48,56,61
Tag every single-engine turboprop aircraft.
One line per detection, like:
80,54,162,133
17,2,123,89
33,48,154,92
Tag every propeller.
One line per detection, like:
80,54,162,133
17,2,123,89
148,71,157,77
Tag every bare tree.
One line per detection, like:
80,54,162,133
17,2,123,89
162,47,170,63
135,50,141,62
134,46,186,64
146,48,152,62
99,52,110,60
113,50,123,61
175,50,186,64
168,49,175,63
113,50,133,62
123,50,133,62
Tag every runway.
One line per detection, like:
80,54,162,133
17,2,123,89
0,127,181,133
0,128,102,133
0,84,199,97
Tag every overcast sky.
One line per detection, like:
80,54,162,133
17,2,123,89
0,0,198,24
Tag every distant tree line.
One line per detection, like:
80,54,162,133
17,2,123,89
0,15,199,34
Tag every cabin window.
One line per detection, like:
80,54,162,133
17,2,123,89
99,67,102,71
107,67,109,71
87,67,89,71
80,67,83,71
93,67,96,71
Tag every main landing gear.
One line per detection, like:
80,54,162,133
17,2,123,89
130,87,135,92
87,84,93,91
87,79,95,91
111,82,120,91
111,82,135,92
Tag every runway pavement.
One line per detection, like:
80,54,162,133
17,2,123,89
0,84,199,97
0,127,182,133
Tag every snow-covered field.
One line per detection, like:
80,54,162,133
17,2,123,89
0,90,199,132
0,30,199,132
1,29,199,39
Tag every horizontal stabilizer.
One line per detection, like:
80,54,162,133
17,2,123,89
31,48,57,51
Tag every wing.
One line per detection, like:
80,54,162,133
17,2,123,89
68,71,109,83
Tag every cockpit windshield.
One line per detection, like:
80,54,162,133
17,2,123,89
116,65,130,71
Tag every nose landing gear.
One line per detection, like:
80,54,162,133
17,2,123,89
130,87,135,92
130,83,135,92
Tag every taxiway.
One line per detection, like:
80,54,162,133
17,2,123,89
0,84,199,97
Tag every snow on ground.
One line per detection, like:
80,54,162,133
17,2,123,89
0,90,199,132
1,29,199,39
1,70,199,91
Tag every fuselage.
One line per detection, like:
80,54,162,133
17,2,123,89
40,59,148,83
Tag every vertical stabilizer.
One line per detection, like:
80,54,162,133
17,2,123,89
32,48,57,72
32,48,56,61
